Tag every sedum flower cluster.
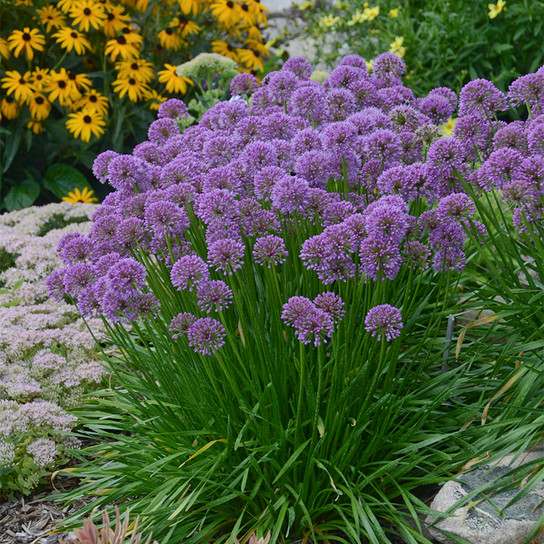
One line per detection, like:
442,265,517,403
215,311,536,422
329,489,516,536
48,52,544,356
0,203,106,495
0,0,270,140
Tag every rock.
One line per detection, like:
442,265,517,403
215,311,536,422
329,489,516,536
425,451,544,544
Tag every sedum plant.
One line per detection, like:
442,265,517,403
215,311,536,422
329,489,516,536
51,55,544,543
0,0,271,210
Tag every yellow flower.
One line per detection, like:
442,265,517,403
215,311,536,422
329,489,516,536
210,0,242,27
170,16,201,38
105,34,140,61
65,108,106,142
28,93,52,120
1,70,35,103
75,89,109,116
488,0,506,19
143,88,167,111
211,40,239,61
31,67,50,90
247,0,268,26
157,27,185,51
389,36,406,58
178,0,203,15
347,10,365,26
57,0,77,14
389,8,399,17
319,15,340,28
158,63,193,94
298,1,314,8
362,6,380,21
36,5,67,31
115,58,155,83
0,38,11,61
62,187,99,204
134,0,151,12
102,5,130,37
112,75,149,101
70,0,106,31
365,60,373,72
237,48,264,71
0,96,21,120
45,68,81,106
440,117,457,137
7,27,45,61
67,70,93,93
27,119,43,134
52,27,92,55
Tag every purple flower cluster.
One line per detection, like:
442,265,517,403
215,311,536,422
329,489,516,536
281,293,344,346
364,304,403,342
50,56,544,357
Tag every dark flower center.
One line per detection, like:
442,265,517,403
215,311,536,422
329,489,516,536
129,78,136,85
58,80,67,88
131,62,138,69
122,27,130,34
6,96,14,103
19,77,26,84
117,35,127,44
71,31,78,38
89,94,97,102
227,44,233,51
83,115,92,123
107,12,114,20
165,28,173,35
35,96,44,104
241,3,249,11
68,71,76,80
83,7,91,15
227,0,234,7
23,32,31,41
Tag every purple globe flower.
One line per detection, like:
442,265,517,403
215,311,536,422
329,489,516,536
364,304,403,342
186,318,226,355
207,237,245,275
253,235,288,268
158,98,189,120
169,312,197,339
313,291,345,323
170,254,209,291
196,279,233,313
230,72,260,96
459,78,507,116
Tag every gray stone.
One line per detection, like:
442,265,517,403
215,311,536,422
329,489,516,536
426,460,544,544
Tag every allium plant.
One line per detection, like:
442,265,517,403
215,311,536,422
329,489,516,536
55,56,544,543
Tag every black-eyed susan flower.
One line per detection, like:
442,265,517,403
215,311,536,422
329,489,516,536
102,5,130,37
105,34,140,61
45,68,81,106
57,0,78,14
211,40,238,61
75,89,109,116
1,70,35,103
245,25,263,41
0,38,10,62
0,96,21,120
158,64,193,94
237,2,257,26
245,38,269,59
28,93,52,120
210,0,242,27
237,48,263,71
67,70,93,92
112,75,149,101
7,27,45,61
157,27,185,50
36,5,66,31
178,0,202,15
70,0,106,31
62,186,98,203
31,67,50,90
120,25,144,46
247,0,267,25
26,119,44,134
52,27,92,55
66,108,106,141
170,16,201,38
143,88,167,111
115,58,154,83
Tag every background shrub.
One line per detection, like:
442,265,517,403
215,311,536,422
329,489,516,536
286,0,544,95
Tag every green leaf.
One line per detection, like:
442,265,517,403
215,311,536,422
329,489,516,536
4,180,40,211
43,164,90,199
